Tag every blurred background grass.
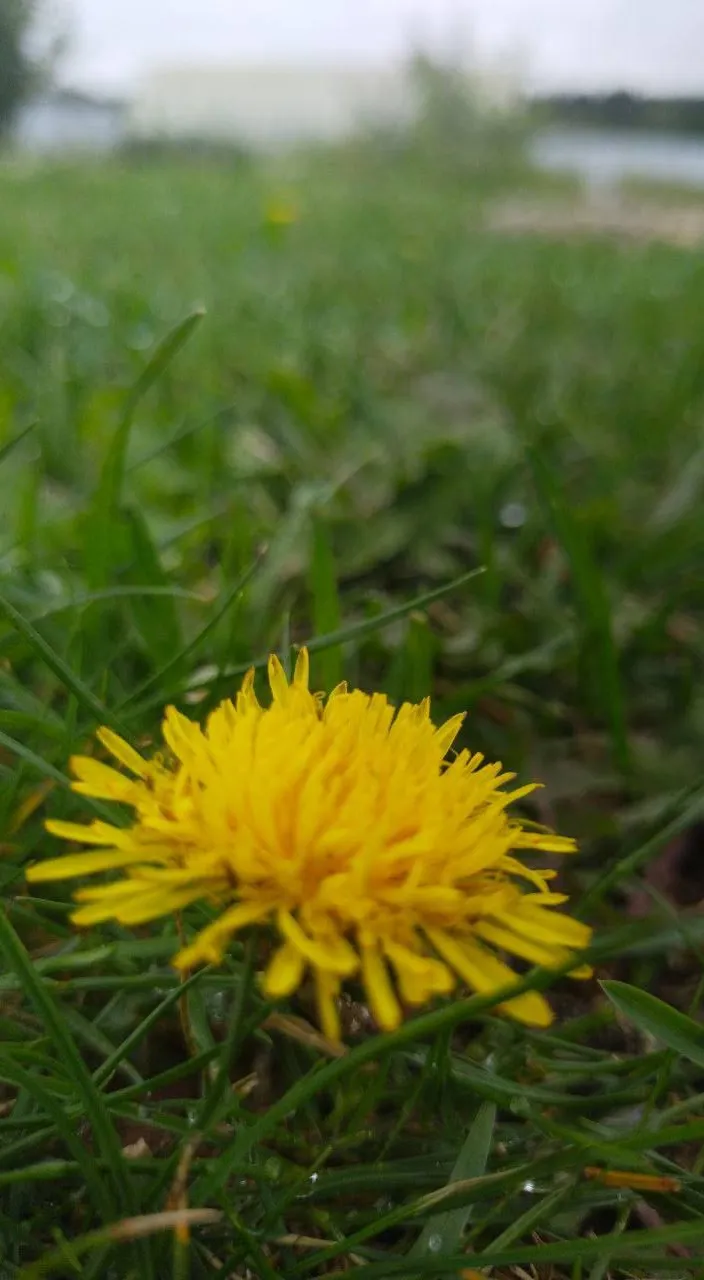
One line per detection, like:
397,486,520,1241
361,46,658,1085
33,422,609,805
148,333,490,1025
3,134,704,853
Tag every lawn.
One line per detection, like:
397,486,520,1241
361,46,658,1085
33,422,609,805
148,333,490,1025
2,149,704,1276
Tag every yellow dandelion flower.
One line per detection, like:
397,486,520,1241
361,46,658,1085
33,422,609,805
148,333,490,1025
263,197,299,227
27,651,592,1040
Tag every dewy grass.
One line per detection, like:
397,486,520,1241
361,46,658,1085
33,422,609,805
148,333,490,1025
27,650,591,1040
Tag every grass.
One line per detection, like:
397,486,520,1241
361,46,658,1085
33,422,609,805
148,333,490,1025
1,145,704,1275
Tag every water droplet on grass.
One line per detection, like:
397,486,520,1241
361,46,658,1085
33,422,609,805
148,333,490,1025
500,501,527,528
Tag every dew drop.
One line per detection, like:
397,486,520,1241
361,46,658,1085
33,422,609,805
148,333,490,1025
500,501,527,529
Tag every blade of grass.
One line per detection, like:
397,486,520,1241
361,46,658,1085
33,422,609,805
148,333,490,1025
407,1101,496,1272
93,968,205,1089
291,1168,516,1277
480,1181,577,1252
120,504,183,667
0,1057,113,1218
586,1204,631,1280
305,567,486,657
602,980,704,1068
308,519,343,689
387,613,436,705
196,934,258,1130
0,592,125,734
0,911,135,1217
122,550,264,709
0,730,70,786
85,309,205,590
580,778,704,914
315,1216,704,1275
525,445,629,773
190,566,487,704
0,421,36,466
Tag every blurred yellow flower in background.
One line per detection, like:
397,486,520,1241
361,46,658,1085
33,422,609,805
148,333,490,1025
27,651,591,1040
263,196,299,227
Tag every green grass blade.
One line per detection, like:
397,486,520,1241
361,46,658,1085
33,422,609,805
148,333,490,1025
0,1057,113,1217
93,968,204,1089
196,935,257,1131
0,421,36,466
0,592,123,733
305,567,486,657
387,613,435,704
0,730,70,786
0,911,134,1216
580,778,704,914
173,566,487,708
308,519,343,689
407,1101,496,1270
525,446,629,773
602,980,704,1068
122,550,264,709
310,1216,704,1274
120,504,183,667
483,1181,576,1253
85,308,205,589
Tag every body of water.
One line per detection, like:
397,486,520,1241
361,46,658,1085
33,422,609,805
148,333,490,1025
533,126,704,189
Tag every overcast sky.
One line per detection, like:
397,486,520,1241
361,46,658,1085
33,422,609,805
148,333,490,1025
60,0,704,96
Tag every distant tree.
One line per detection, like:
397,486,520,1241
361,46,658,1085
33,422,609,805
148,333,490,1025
0,1,48,136
536,92,704,138
408,53,531,183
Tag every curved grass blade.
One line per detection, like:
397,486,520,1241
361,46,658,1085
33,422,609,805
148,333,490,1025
602,980,704,1068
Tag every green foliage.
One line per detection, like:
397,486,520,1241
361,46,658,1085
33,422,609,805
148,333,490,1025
408,54,532,182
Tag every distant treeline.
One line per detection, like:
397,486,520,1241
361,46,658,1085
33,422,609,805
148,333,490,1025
534,93,704,137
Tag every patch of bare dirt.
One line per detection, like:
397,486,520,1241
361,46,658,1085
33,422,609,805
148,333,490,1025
487,195,704,247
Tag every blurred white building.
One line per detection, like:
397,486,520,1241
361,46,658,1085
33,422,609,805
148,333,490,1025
129,64,418,146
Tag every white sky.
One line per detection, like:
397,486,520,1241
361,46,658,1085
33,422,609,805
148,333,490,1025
60,0,704,96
